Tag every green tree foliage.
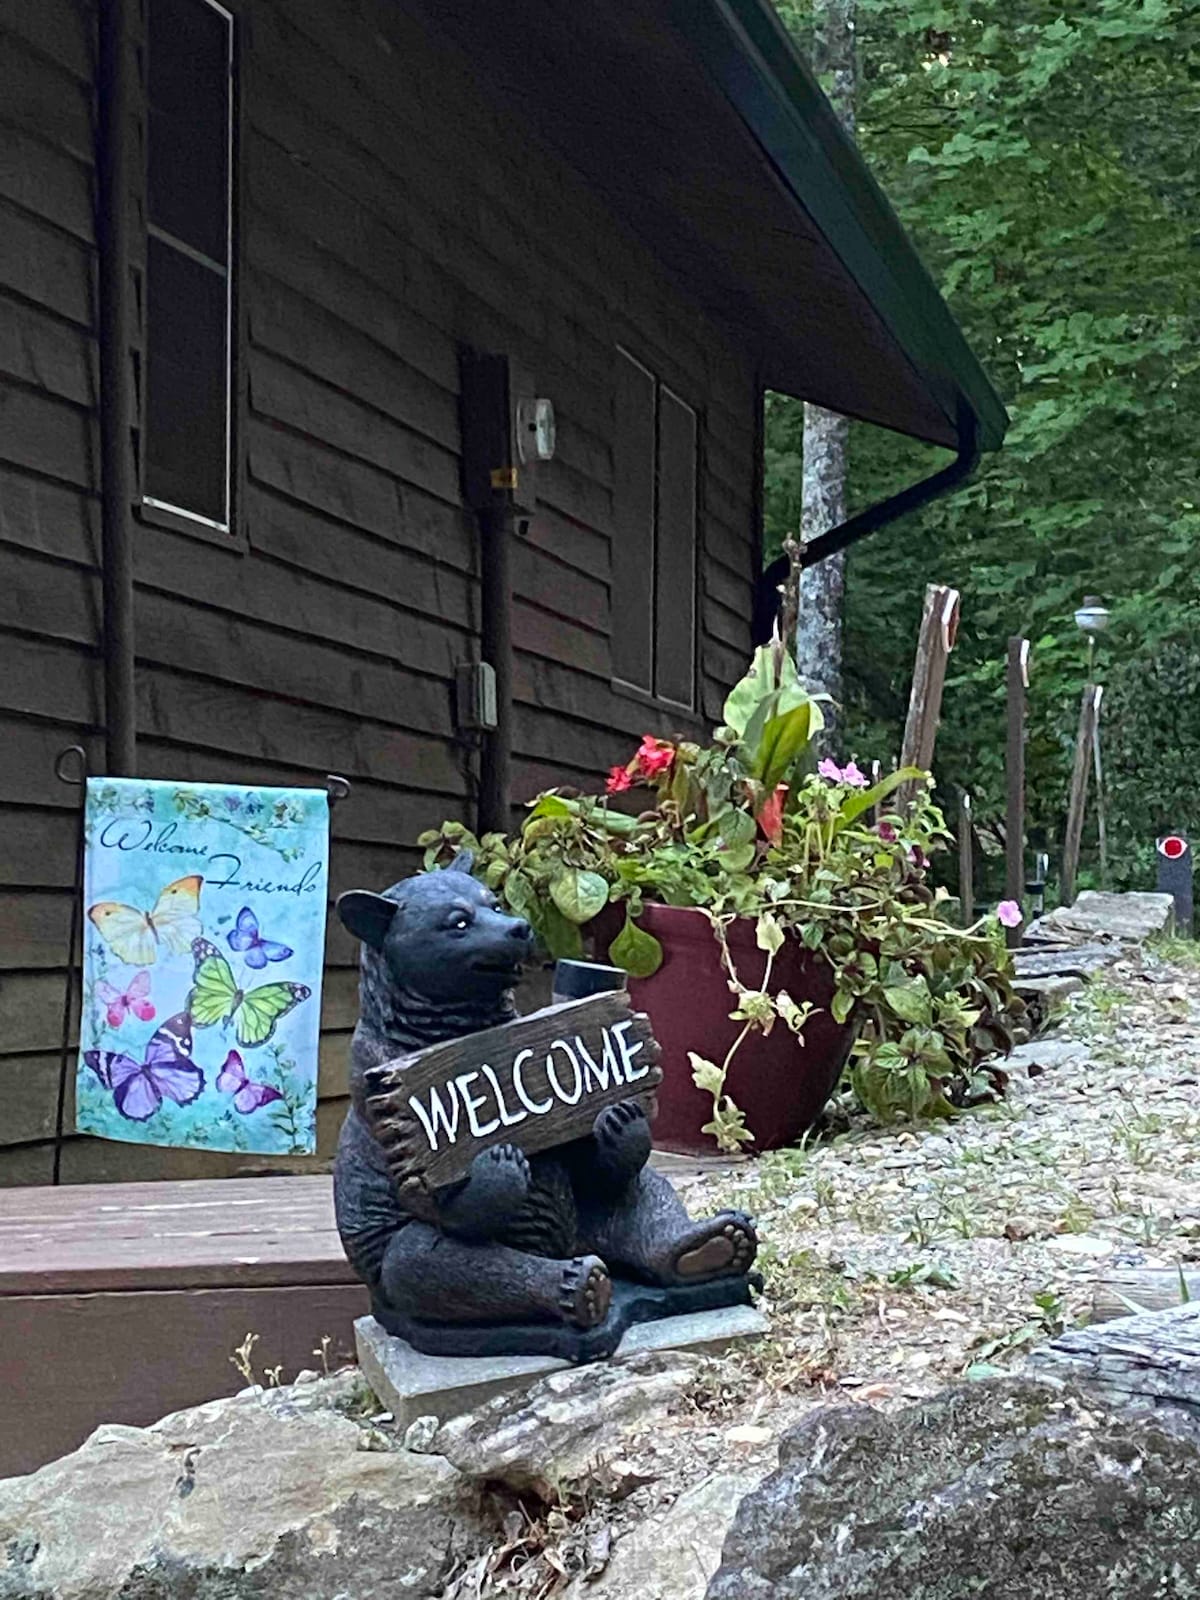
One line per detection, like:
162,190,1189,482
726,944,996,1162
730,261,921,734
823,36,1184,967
767,0,1200,891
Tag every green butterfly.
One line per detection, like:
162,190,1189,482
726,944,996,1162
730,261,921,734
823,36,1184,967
188,938,311,1047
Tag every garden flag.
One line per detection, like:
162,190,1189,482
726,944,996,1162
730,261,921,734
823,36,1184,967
77,777,330,1156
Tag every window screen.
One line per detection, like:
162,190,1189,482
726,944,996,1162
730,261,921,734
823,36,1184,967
612,350,697,707
143,0,234,531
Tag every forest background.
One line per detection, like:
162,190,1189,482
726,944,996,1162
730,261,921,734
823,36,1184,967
767,0,1200,899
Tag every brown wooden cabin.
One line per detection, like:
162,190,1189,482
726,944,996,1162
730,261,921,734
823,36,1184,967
0,0,1006,1188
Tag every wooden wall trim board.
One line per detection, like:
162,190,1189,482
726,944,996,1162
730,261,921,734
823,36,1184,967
0,0,757,1183
0,1282,369,1477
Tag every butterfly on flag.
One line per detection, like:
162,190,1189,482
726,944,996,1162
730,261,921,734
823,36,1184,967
83,1013,204,1122
226,906,293,969
217,1049,284,1114
95,970,156,1030
189,938,310,1048
87,876,203,967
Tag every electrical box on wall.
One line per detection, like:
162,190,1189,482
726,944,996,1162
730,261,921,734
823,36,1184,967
460,351,555,515
455,660,498,732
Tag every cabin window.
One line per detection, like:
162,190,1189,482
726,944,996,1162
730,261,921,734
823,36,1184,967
612,349,698,709
141,0,235,536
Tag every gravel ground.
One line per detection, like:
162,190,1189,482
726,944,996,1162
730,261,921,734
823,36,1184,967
448,945,1200,1595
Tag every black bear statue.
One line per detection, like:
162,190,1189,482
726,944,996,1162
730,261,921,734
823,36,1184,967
333,852,759,1359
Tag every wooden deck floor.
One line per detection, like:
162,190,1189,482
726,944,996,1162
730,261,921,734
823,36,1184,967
0,1176,368,1478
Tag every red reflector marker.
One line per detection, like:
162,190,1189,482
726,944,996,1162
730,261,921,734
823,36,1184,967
1159,835,1188,860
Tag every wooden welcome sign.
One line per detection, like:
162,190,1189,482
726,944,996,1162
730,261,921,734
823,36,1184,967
363,992,661,1196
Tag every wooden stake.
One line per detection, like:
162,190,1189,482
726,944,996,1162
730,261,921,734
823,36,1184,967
1005,638,1028,948
899,584,960,806
1062,683,1101,907
958,791,974,927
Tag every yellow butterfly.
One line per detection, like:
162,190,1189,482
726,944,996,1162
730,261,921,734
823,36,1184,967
87,875,204,966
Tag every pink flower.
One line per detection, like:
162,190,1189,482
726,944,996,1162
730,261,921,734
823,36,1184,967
877,821,898,843
818,757,869,787
606,765,633,794
635,736,675,778
996,899,1023,929
910,845,929,871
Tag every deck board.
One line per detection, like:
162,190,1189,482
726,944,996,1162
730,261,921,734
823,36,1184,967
0,1175,355,1294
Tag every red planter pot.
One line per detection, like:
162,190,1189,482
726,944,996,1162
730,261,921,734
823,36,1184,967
595,903,856,1156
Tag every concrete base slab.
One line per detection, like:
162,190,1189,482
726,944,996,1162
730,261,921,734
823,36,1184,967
356,1301,768,1429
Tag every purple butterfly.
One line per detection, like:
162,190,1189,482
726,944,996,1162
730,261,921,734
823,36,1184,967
83,1013,205,1122
217,1049,284,1113
227,906,293,969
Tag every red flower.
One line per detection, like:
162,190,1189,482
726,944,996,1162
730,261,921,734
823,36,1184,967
877,821,898,843
606,765,634,794
757,784,788,845
635,736,675,777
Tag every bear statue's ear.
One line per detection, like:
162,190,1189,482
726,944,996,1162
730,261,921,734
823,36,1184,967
336,889,398,951
447,848,476,877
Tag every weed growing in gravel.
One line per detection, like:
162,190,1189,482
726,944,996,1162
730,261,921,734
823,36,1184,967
1111,1110,1167,1168
1082,976,1125,1017
1149,935,1200,970
888,1261,960,1290
1056,1196,1095,1233
965,1289,1068,1376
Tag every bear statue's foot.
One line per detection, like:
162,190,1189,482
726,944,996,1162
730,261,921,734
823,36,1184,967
592,1099,653,1187
559,1254,613,1329
668,1210,758,1283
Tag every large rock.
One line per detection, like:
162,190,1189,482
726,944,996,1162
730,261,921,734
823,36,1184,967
566,1471,763,1600
1027,890,1175,946
434,1349,699,1498
708,1378,1200,1599
0,1371,489,1599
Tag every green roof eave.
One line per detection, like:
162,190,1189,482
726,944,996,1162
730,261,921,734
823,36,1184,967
672,0,1009,452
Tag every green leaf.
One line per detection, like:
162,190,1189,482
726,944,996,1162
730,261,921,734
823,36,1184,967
838,767,925,828
717,841,757,873
755,912,785,955
688,1051,725,1097
884,977,933,1026
714,808,757,848
525,794,573,821
609,913,664,979
533,902,584,961
549,868,610,925
831,989,857,1025
753,701,823,793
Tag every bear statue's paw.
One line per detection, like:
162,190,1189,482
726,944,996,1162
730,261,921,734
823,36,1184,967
670,1210,758,1282
593,1099,652,1177
559,1254,613,1329
471,1141,531,1205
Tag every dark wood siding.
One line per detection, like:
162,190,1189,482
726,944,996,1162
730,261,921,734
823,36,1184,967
0,0,759,1185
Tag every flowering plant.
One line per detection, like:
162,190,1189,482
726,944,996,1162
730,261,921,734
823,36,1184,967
420,636,1021,1144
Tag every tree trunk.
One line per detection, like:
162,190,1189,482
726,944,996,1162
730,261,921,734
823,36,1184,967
795,0,856,723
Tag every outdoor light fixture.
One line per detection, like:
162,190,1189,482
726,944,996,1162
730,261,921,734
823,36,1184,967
516,396,556,464
1073,597,1110,634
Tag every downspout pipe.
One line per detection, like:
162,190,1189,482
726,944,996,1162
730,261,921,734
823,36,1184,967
477,505,513,835
96,0,137,775
753,404,981,644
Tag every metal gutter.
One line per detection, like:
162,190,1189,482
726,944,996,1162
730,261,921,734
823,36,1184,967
753,405,980,643
672,0,1009,453
96,0,137,775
